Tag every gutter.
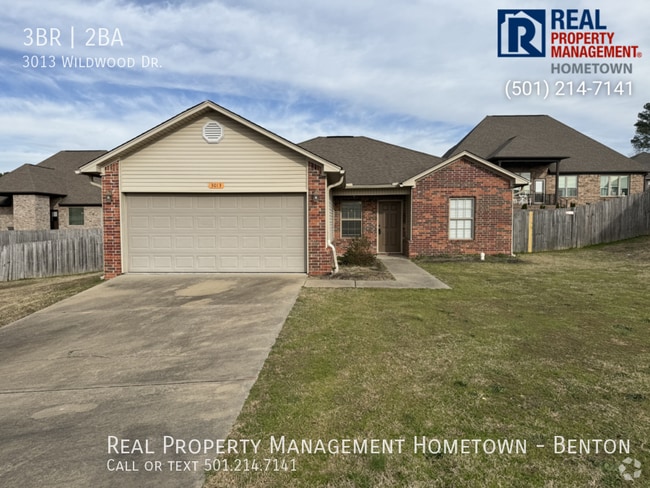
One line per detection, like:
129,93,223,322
326,172,346,274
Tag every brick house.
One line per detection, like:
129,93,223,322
445,115,647,207
0,151,106,230
79,101,526,278
300,137,525,258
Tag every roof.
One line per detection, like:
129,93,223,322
299,136,443,186
0,150,106,205
632,152,650,170
80,100,342,175
445,115,647,174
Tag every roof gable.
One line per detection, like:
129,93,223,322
79,101,342,175
445,115,645,173
403,151,528,187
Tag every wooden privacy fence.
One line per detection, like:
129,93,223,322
513,191,650,253
0,229,103,281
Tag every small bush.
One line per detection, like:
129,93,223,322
340,237,376,266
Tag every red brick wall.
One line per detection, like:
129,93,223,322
409,157,513,257
102,161,122,279
332,198,378,255
308,161,331,275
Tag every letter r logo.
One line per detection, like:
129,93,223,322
498,10,546,57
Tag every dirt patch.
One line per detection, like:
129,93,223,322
327,260,394,281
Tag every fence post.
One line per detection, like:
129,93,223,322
527,211,534,253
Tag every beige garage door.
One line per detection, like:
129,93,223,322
125,194,306,272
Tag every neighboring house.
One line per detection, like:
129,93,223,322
445,115,647,207
79,101,526,279
0,150,106,230
632,152,650,190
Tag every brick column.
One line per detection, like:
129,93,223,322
101,161,122,279
307,161,331,275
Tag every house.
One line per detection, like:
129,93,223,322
0,151,106,230
632,153,650,190
445,115,647,207
79,101,526,278
299,137,526,258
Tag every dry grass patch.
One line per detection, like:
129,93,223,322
0,273,102,327
205,237,650,487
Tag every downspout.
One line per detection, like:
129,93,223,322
326,172,345,274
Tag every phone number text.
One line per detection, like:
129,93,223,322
505,80,632,100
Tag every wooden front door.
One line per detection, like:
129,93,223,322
378,201,402,253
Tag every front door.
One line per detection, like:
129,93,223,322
378,201,402,253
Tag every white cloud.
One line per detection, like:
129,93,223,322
0,0,647,171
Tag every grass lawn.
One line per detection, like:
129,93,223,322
0,273,102,328
205,237,650,487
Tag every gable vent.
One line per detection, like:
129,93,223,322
202,121,223,143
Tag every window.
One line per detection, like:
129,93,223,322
341,201,362,238
449,198,474,240
68,207,84,226
558,175,578,197
600,175,629,196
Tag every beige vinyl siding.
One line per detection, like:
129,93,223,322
120,114,308,193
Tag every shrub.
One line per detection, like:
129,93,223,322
340,237,376,266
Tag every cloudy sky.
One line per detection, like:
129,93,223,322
0,0,647,173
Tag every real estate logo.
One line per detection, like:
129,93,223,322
498,10,546,57
497,9,642,60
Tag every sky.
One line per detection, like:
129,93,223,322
0,0,647,173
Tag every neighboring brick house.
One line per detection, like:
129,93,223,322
632,153,650,190
79,101,526,279
445,115,647,207
0,151,106,230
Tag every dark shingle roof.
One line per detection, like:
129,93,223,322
445,115,646,173
300,136,442,186
632,152,650,170
0,150,106,205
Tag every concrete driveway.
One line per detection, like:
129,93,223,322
0,273,305,488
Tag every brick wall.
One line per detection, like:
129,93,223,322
555,173,646,206
56,206,103,229
102,161,122,279
307,161,331,275
0,207,12,230
409,157,513,257
12,194,50,230
332,198,378,255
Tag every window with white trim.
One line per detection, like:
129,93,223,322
449,198,474,240
341,201,362,238
558,175,578,197
600,175,629,196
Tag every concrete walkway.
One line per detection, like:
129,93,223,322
304,255,450,289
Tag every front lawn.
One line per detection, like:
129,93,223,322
206,237,650,487
0,273,102,328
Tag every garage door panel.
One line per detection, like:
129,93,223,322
153,256,173,270
152,236,172,249
152,197,171,209
126,194,305,272
219,236,239,249
173,197,193,209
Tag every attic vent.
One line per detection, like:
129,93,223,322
202,121,223,143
